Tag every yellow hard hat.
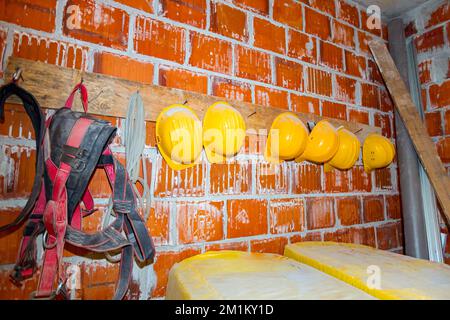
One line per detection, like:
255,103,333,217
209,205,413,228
363,133,396,172
295,120,339,164
325,127,361,172
264,112,308,163
156,104,203,170
203,101,246,164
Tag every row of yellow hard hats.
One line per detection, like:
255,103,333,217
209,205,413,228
264,112,396,172
155,102,395,172
156,101,246,170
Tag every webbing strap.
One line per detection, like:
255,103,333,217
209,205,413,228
0,83,45,232
35,117,93,298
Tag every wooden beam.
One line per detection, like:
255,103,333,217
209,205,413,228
3,57,379,140
369,39,450,223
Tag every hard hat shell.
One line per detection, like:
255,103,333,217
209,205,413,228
264,112,308,164
296,120,339,164
156,104,203,170
363,133,396,172
203,101,246,164
325,127,361,172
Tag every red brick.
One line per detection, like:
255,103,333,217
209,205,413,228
305,7,331,40
0,0,56,32
335,75,356,104
134,16,185,63
445,109,450,134
153,156,206,196
250,237,288,255
322,101,347,120
0,103,38,140
358,31,372,55
206,241,249,252
436,136,450,163
275,58,304,91
374,113,392,138
386,194,402,220
255,86,289,109
336,197,361,226
320,41,344,71
376,223,399,250
290,94,320,115
415,27,445,54
159,66,208,94
333,20,355,48
189,32,232,74
152,247,201,297
337,0,359,28
212,78,252,103
269,198,304,234
233,0,269,15
0,268,39,299
345,51,366,79
146,201,170,246
418,59,432,84
0,209,24,264
380,89,394,112
290,232,322,244
361,83,380,109
256,162,290,194
93,52,153,84
63,0,128,50
351,166,372,192
310,0,336,16
292,164,322,194
367,59,383,85
235,45,271,83
425,111,443,137
306,197,335,230
273,0,303,29
177,201,224,244
324,226,376,247
254,18,286,54
0,147,36,200
115,0,153,12
426,2,450,29
210,2,248,41
210,162,252,195
227,199,268,238
0,28,5,78
348,109,369,125
363,196,385,223
81,262,119,299
12,32,88,70
307,68,333,97
288,30,317,63
429,80,450,109
382,23,389,41
324,169,350,193
161,0,206,28
374,167,393,191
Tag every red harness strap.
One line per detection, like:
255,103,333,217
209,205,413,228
33,117,93,299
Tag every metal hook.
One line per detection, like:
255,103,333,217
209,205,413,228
12,68,24,83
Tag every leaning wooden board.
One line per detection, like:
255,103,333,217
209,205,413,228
3,57,379,141
369,39,450,223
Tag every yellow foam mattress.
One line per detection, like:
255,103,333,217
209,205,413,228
166,250,375,300
284,242,450,300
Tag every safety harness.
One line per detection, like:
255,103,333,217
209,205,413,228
0,81,155,299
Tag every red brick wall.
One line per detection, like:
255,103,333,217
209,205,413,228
0,0,402,299
405,0,450,263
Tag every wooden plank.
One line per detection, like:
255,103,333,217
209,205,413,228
3,57,379,140
369,39,450,222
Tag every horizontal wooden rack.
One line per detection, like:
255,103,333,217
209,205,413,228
4,57,380,140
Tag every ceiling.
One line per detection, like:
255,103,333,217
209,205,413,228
354,0,431,19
